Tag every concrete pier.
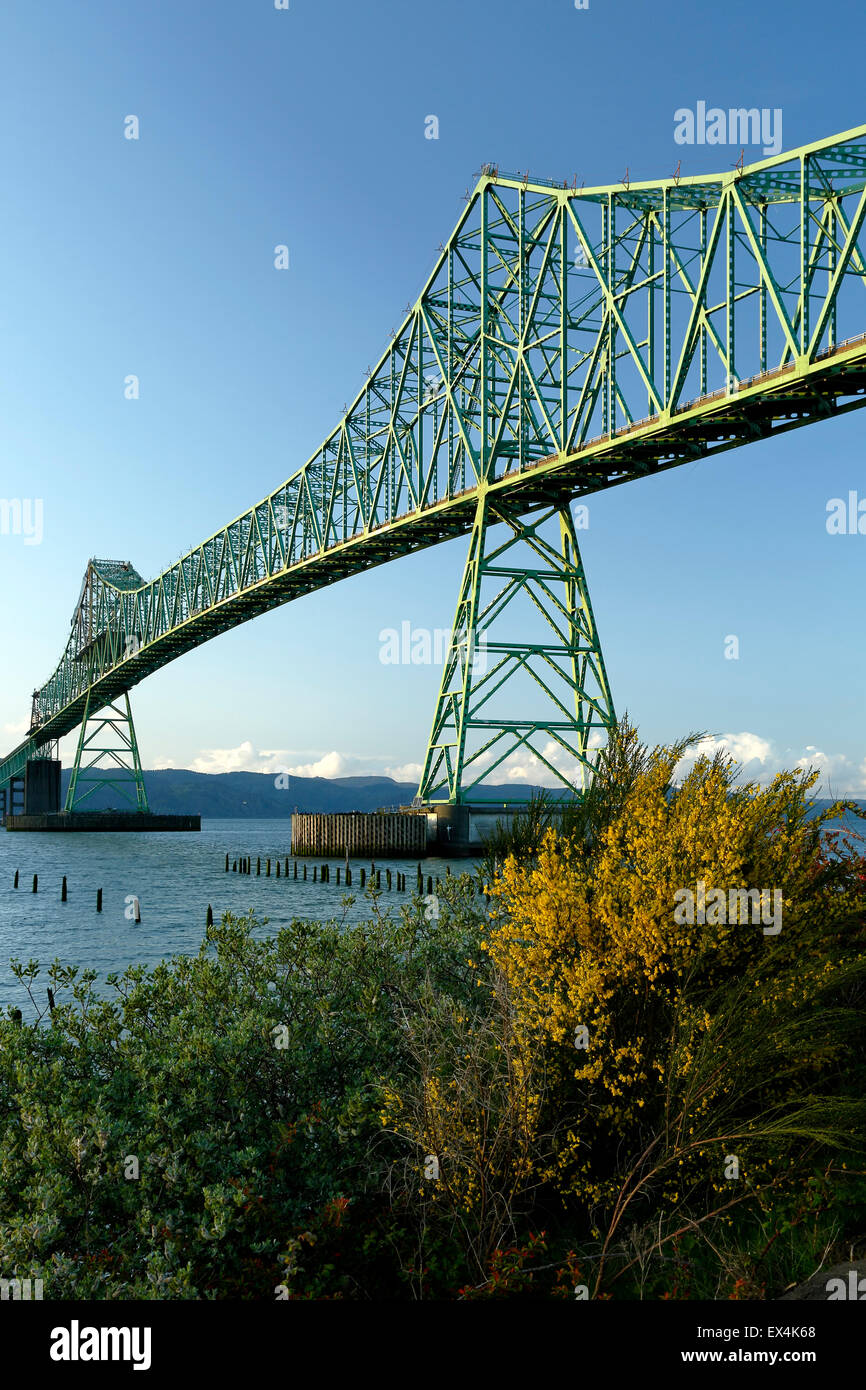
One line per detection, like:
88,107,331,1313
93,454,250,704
290,804,541,858
426,803,472,855
415,801,557,856
0,757,61,824
24,759,61,814
5,811,200,832
291,811,426,858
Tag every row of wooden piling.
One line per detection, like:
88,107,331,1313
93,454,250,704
224,853,462,896
7,854,472,939
12,869,105,912
13,867,109,911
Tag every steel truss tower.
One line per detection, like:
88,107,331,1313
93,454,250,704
419,494,615,803
65,691,149,813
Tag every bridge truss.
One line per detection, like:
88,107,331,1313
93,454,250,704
2,123,866,806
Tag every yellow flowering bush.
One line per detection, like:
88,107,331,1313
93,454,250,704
384,724,866,1294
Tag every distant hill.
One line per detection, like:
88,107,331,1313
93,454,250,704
57,768,554,817
57,770,866,820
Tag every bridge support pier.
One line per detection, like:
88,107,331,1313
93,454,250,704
0,775,25,825
418,494,616,806
65,690,149,813
24,758,61,814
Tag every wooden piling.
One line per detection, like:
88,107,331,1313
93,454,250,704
61,875,67,902
13,869,19,889
96,888,103,913
206,904,214,927
225,853,229,872
293,860,298,879
360,868,366,887
276,860,280,877
291,813,426,858
32,873,38,893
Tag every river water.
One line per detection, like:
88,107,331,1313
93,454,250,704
0,819,482,1018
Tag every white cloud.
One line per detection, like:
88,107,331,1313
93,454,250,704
463,732,866,795
182,739,588,788
792,745,862,796
283,751,351,779
675,732,866,796
162,732,866,796
189,740,260,775
184,742,418,782
384,761,424,783
675,731,774,782
507,763,534,781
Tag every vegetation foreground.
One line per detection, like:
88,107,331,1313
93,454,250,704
1,722,865,1299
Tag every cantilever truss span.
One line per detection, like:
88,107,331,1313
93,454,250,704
3,123,866,803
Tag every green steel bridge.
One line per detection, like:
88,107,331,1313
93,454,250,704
3,123,866,816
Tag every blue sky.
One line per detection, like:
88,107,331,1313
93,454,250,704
0,0,864,794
